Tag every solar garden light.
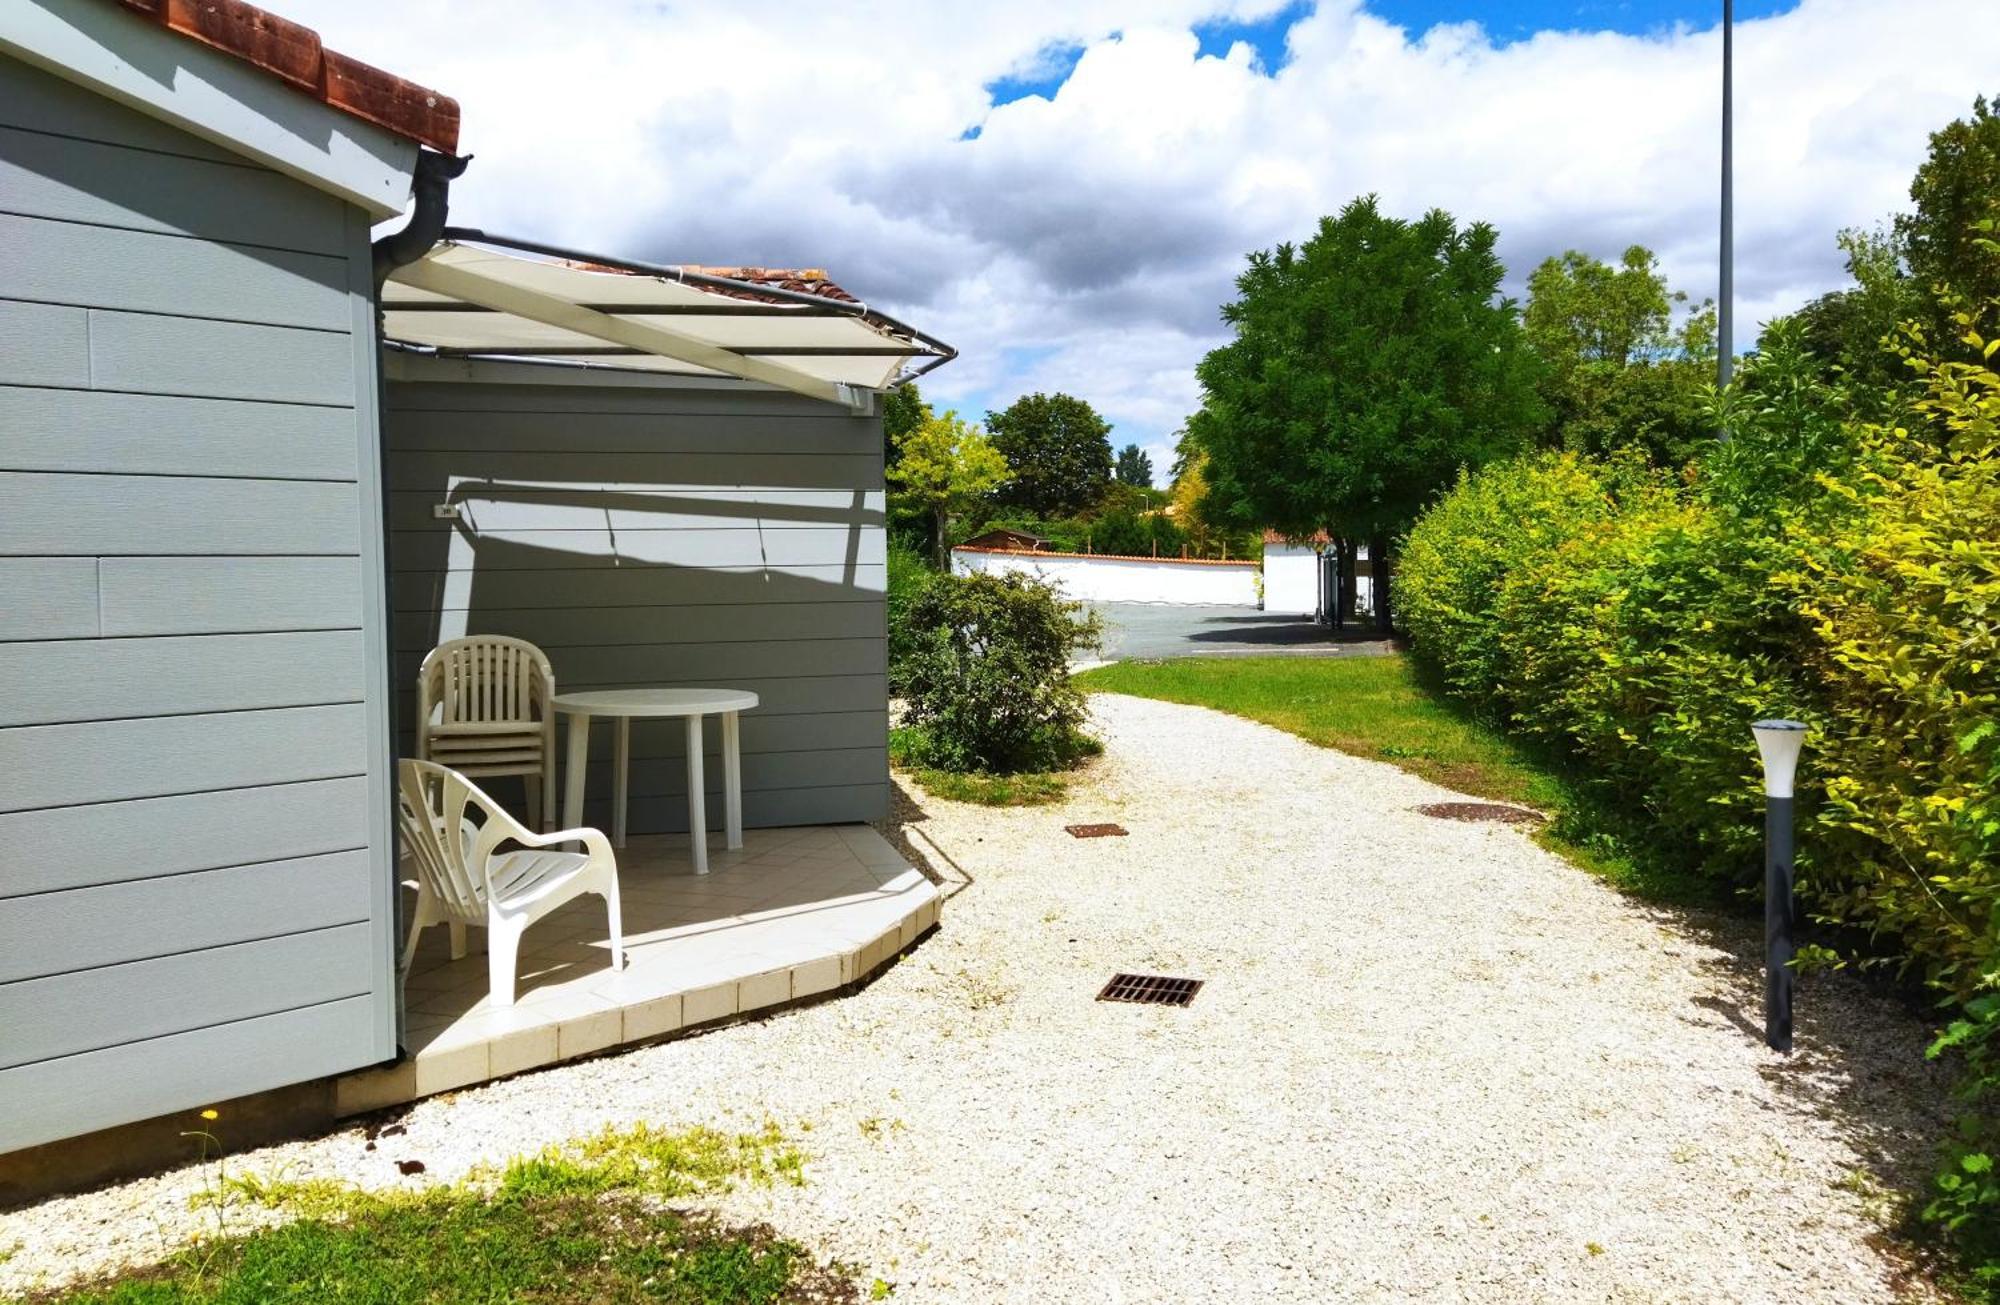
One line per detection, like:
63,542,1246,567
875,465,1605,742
1752,719,1807,1053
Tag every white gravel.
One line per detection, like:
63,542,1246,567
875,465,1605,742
1,693,1954,1303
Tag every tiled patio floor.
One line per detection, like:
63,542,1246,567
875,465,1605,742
335,824,939,1115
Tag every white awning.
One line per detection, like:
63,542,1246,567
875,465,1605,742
382,235,952,411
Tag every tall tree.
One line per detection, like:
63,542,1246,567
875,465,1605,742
1521,245,1715,464
1113,443,1154,487
881,382,930,472
985,392,1113,514
1899,94,2000,345
888,410,1010,570
1189,196,1543,628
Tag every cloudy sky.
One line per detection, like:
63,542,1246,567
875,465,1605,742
289,0,1998,484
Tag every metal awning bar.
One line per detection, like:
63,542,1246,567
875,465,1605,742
437,226,957,385
387,301,848,317
431,344,934,358
390,252,873,411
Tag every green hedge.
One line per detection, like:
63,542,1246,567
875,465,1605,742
1400,312,1999,1281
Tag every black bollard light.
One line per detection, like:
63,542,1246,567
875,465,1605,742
1752,719,1806,1053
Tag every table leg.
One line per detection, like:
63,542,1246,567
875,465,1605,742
612,717,631,849
721,710,743,850
685,714,708,875
563,712,591,834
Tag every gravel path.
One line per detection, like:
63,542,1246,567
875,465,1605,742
2,694,1954,1302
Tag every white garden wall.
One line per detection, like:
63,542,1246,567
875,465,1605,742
1262,543,1321,616
952,548,1260,606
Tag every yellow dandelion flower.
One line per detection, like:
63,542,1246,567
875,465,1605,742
199,1109,219,1121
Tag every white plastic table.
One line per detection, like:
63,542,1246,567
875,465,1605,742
552,688,759,874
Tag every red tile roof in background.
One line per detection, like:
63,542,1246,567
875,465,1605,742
117,0,459,153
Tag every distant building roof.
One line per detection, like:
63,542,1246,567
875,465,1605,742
960,528,1052,552
1262,529,1331,546
118,0,460,152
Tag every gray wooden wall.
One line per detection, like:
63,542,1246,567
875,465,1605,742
0,57,397,1154
384,363,889,833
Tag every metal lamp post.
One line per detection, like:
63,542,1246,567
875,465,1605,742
1752,719,1806,1052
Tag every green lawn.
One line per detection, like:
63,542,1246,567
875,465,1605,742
39,1124,863,1305
1076,655,1713,904
889,726,1099,807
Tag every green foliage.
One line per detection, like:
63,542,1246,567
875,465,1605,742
899,571,1102,773
1189,194,1544,543
985,392,1114,515
1928,992,2000,1292
1901,96,2000,350
880,383,930,472
50,1124,846,1304
1087,504,1186,558
888,409,1010,569
1401,301,2000,1290
886,535,934,693
889,726,1098,806
1521,245,1716,465
1114,442,1154,487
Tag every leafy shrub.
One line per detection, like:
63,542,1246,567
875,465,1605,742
1928,991,2000,1295
1401,306,2000,1287
898,571,1102,773
886,534,934,694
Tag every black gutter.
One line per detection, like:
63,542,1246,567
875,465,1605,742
435,225,957,386
372,150,472,288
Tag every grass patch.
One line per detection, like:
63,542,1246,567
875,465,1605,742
1076,655,1718,905
44,1124,849,1305
889,726,1099,807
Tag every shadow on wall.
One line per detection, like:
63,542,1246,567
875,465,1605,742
386,465,890,835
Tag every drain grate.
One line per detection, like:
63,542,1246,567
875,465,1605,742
1097,973,1203,1006
1414,801,1543,824
1065,823,1128,838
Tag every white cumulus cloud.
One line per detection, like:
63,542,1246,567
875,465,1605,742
283,0,2000,482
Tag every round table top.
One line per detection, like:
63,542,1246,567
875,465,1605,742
551,687,759,718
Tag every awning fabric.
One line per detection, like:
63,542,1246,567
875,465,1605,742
382,239,949,411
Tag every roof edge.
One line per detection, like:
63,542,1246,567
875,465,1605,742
116,0,459,153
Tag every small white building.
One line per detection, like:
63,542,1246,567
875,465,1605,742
951,545,1260,607
1260,532,1372,621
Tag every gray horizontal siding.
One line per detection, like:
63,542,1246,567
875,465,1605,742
0,558,98,639
0,387,360,479
389,602,882,652
0,52,396,1152
87,309,356,405
0,631,364,726
0,924,373,1070
0,850,369,983
392,564,885,613
0,299,89,387
1,473,360,555
97,557,365,637
0,996,378,1154
386,488,884,533
0,211,348,329
0,122,347,253
0,777,370,898
386,377,888,835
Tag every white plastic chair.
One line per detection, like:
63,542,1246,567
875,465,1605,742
396,758,624,1008
415,635,556,832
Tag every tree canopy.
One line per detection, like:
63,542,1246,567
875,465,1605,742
985,392,1113,515
1899,93,2000,336
1521,244,1715,464
888,410,1010,568
1113,443,1154,487
1188,196,1543,544
881,382,930,471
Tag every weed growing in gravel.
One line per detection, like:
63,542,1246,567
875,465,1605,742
43,1123,843,1304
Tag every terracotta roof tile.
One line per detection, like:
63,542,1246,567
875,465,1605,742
117,0,459,153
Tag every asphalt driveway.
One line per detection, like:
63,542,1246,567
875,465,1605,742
1090,602,1397,661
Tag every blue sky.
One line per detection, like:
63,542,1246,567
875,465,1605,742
990,0,1802,109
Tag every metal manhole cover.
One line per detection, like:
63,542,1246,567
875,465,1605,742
1097,973,1203,1006
1414,802,1543,824
1065,823,1128,838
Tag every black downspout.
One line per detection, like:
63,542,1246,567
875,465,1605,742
368,147,467,1056
373,149,471,289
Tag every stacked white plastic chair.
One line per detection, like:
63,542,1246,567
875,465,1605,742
396,758,624,1007
415,635,556,831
